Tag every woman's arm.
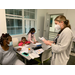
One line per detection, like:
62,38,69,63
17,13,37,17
43,40,53,46
43,29,73,53
48,40,54,43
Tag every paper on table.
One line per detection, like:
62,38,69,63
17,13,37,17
14,46,22,49
24,45,29,48
34,49,44,54
20,46,28,53
29,52,40,59
33,43,42,46
29,54,34,59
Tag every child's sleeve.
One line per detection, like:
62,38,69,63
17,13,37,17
27,41,31,44
34,36,36,42
28,33,34,43
18,42,23,46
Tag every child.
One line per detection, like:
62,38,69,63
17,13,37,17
18,37,30,46
0,33,25,65
27,28,38,44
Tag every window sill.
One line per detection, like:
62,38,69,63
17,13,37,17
11,33,27,38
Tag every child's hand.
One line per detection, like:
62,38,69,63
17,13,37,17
34,41,38,44
22,44,25,46
36,41,38,43
17,48,21,51
34,42,36,44
26,43,29,45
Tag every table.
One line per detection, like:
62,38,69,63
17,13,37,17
15,41,51,64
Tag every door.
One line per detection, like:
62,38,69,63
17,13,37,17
43,13,63,41
43,13,50,40
50,15,59,32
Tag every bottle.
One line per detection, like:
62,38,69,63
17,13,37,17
28,48,31,53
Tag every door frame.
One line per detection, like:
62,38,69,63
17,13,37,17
48,13,64,40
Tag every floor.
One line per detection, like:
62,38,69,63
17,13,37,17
43,54,75,65
18,53,75,65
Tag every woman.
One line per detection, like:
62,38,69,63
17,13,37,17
27,28,38,44
43,15,73,65
0,33,25,65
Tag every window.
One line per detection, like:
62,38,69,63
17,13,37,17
5,9,36,35
50,18,53,27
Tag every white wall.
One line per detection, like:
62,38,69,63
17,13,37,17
66,9,75,36
47,9,68,16
0,9,7,36
36,9,47,40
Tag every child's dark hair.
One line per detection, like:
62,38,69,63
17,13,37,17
0,33,10,46
27,28,35,35
21,37,26,40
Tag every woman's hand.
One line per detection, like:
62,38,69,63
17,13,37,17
17,48,22,51
43,40,52,46
48,40,54,43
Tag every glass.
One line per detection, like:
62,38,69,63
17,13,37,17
6,19,22,35
24,11,29,18
24,9,35,19
24,9,30,11
50,18,53,27
24,20,32,34
11,28,16,35
30,9,35,12
6,19,22,27
26,20,30,33
31,20,35,28
29,20,31,30
6,19,14,27
16,19,22,26
16,27,22,34
24,20,26,33
7,28,16,35
30,13,35,19
7,28,12,35
5,9,22,16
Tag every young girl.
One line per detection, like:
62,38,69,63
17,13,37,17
27,28,37,44
0,33,25,65
18,37,30,46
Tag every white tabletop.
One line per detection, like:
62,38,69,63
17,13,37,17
15,41,51,60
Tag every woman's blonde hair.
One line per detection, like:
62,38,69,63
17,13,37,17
54,15,71,29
